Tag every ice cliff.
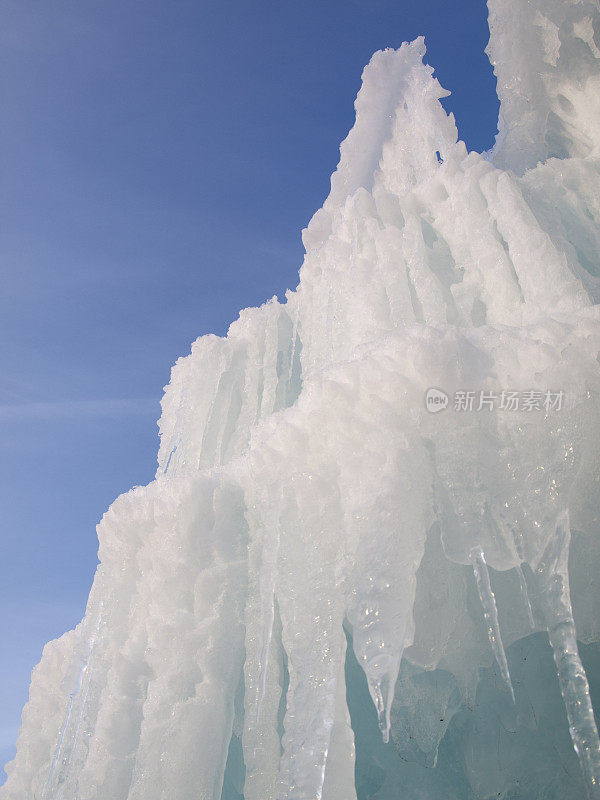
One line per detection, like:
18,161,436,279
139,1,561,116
4,0,600,798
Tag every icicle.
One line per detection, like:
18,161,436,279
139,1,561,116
256,493,282,718
42,652,88,798
199,353,230,468
54,661,95,800
515,563,535,630
41,608,103,800
214,383,234,467
286,302,300,396
321,636,357,800
369,672,395,744
506,524,535,630
537,516,600,799
469,545,515,703
41,695,75,800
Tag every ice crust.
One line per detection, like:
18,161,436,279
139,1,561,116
3,0,600,798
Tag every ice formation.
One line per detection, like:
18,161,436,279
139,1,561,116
4,0,600,797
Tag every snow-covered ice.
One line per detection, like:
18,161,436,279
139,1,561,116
3,0,600,797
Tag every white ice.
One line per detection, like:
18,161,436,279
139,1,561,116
3,0,600,798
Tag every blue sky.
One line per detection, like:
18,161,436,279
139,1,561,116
0,0,498,779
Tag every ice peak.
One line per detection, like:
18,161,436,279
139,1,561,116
302,37,462,252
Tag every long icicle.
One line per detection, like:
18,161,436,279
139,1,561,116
42,605,103,800
536,514,600,799
256,490,282,719
286,302,300,399
515,563,535,630
54,660,95,800
469,545,515,703
40,695,75,800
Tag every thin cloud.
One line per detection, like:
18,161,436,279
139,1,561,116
0,398,158,423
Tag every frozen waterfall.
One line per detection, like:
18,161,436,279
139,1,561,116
3,0,600,798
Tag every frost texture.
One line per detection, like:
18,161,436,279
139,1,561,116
3,0,600,798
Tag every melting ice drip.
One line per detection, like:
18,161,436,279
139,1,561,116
4,0,600,799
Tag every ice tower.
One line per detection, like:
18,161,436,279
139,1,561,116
3,0,600,798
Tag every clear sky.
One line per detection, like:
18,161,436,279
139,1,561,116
0,0,499,779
